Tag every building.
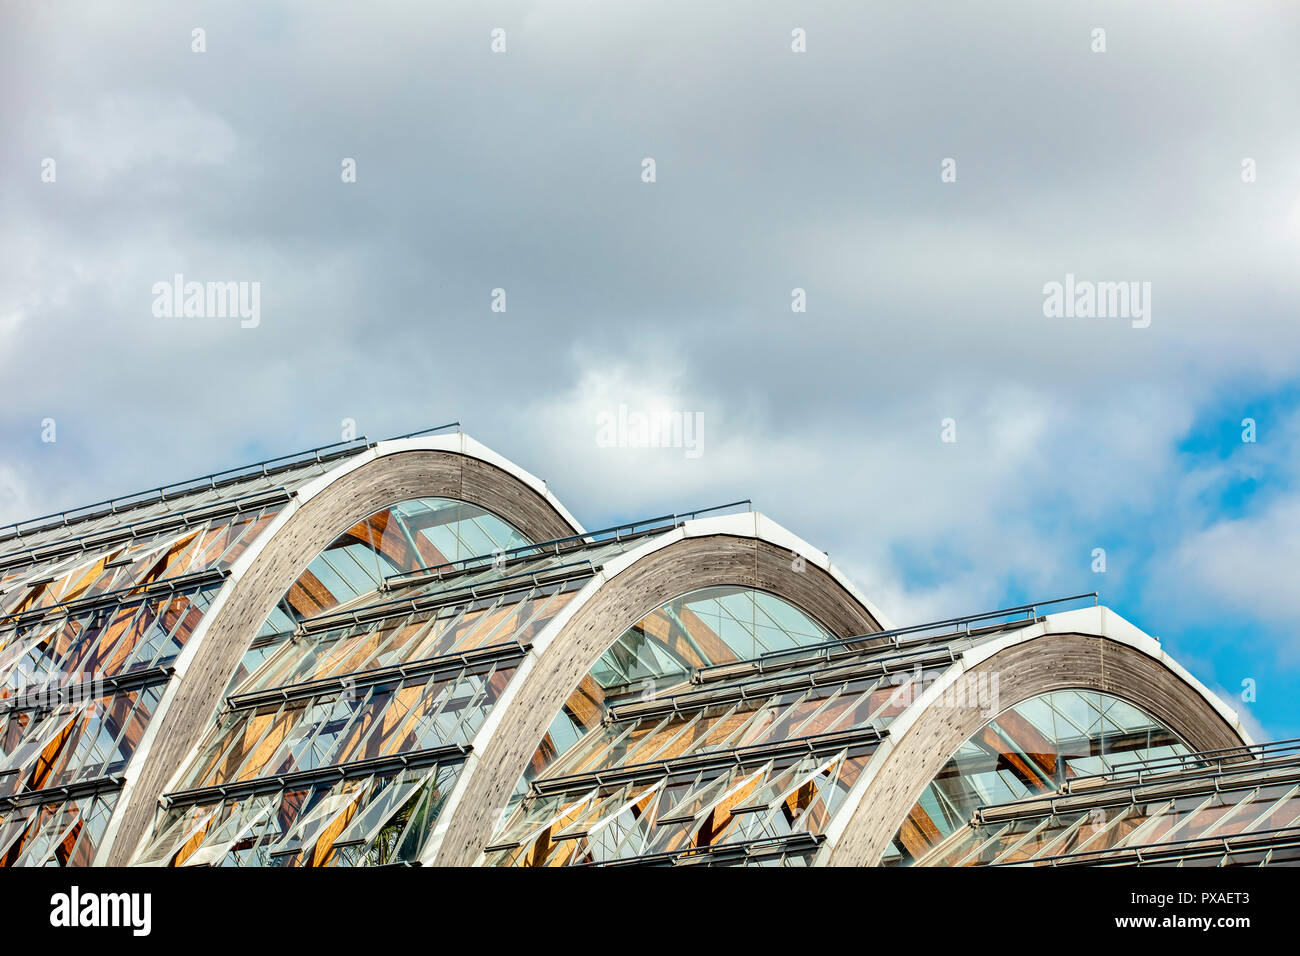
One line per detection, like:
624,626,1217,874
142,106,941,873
0,425,1294,867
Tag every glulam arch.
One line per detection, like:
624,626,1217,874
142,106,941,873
817,610,1248,867
102,435,581,864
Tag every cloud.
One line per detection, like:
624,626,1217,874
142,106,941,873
0,466,32,528
1,1,1298,736
48,94,238,188
1166,496,1300,623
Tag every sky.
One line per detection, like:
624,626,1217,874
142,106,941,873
2,2,1298,739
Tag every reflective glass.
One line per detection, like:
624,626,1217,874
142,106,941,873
886,690,1189,866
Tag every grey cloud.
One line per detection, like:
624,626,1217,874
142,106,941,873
1,1,1298,639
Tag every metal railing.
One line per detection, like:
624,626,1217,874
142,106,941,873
575,831,824,867
0,420,461,547
973,747,1300,826
385,499,753,588
225,640,529,712
612,641,963,724
298,559,597,635
0,487,294,571
1019,825,1300,868
693,592,1099,683
0,569,229,631
530,725,885,797
384,422,461,441
161,743,470,809
1060,736,1300,794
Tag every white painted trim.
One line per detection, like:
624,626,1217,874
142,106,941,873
97,434,582,864
752,513,894,631
815,605,1250,863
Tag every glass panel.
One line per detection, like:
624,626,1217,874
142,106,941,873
490,586,875,866
892,691,1192,866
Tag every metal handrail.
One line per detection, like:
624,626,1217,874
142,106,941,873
1013,824,1300,868
298,560,597,635
0,487,292,572
0,568,228,631
385,499,754,587
614,640,962,723
688,593,1100,679
1060,737,1300,793
0,420,462,546
384,422,461,441
973,744,1300,825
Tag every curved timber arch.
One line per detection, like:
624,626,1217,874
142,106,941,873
102,435,581,864
816,607,1250,867
422,512,886,866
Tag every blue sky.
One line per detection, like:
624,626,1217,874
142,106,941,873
2,1,1298,740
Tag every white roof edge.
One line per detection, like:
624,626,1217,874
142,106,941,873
590,510,891,630
751,513,895,631
1036,606,1248,743
376,433,585,534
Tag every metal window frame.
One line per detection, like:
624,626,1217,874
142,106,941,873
161,743,471,809
225,641,528,712
384,499,754,589
0,490,292,575
531,726,884,796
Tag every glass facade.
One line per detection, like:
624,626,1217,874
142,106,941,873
0,446,357,866
885,690,1190,865
140,496,545,866
922,739,1300,866
486,587,917,867
3,431,1289,868
0,790,119,867
137,523,709,866
231,497,536,688
137,763,463,867
274,498,532,622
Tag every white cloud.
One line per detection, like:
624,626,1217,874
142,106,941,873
0,466,32,528
0,0,1297,727
1167,496,1300,622
49,94,238,187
